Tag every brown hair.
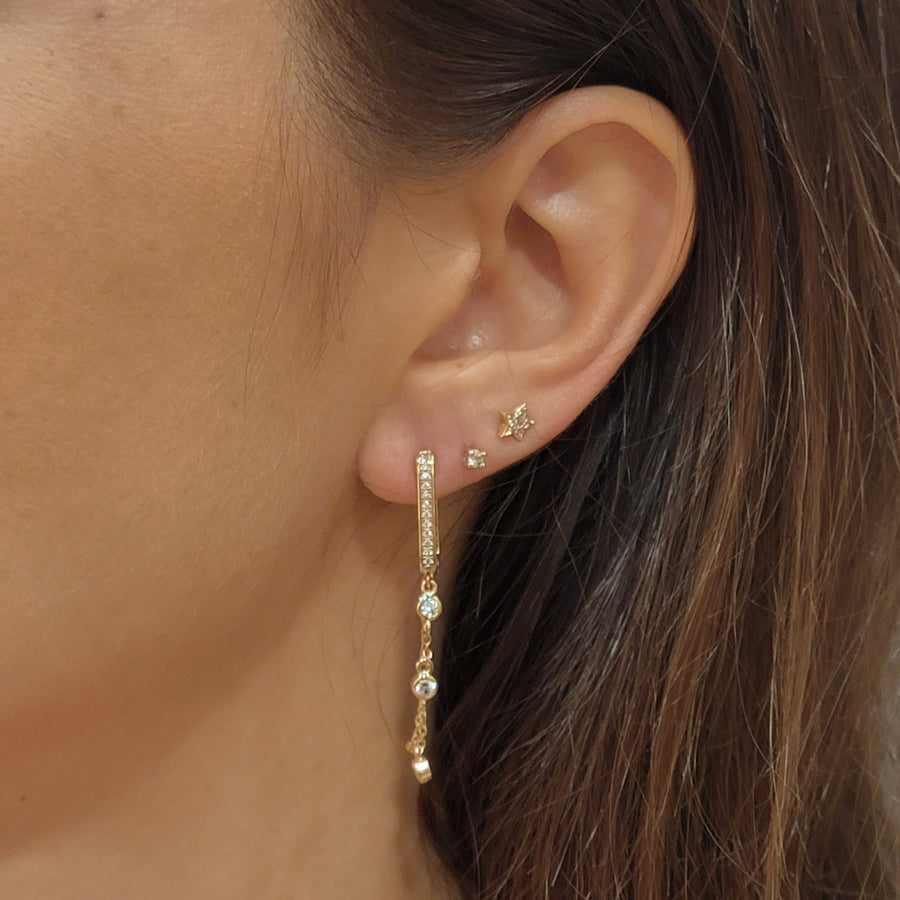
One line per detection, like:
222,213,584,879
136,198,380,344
290,0,900,896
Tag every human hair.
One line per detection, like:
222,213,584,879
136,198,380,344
287,0,900,896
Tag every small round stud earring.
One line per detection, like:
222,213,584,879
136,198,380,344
465,448,487,469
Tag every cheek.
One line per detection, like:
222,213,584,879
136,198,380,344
0,2,341,725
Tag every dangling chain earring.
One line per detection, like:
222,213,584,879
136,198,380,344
405,450,443,784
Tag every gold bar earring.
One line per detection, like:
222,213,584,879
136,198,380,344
405,450,442,784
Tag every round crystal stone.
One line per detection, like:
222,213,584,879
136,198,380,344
417,591,442,621
411,673,438,700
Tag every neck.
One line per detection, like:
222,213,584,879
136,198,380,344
0,492,463,899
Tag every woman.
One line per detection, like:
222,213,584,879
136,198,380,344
1,0,897,896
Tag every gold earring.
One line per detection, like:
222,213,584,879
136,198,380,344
498,403,535,440
405,450,442,784
465,448,487,469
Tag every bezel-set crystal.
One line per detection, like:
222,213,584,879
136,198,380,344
417,590,442,621
411,672,438,700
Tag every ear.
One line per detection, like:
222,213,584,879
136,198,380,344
356,85,696,503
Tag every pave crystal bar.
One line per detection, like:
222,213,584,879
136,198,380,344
416,450,439,575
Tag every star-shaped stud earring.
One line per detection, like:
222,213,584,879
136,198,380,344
498,403,535,441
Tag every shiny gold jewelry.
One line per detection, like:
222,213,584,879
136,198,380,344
465,448,487,469
405,450,442,784
498,403,535,441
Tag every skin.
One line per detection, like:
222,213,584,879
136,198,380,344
0,0,695,897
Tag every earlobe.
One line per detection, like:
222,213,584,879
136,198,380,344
357,86,696,504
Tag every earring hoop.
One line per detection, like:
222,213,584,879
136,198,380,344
465,448,487,469
405,450,442,784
